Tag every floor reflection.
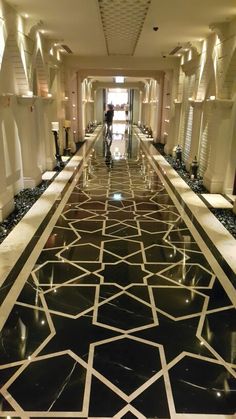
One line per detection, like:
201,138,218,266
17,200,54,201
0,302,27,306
0,128,235,418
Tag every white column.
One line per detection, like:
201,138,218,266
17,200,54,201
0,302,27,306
0,97,15,221
203,99,233,193
77,73,85,141
233,198,236,215
42,98,57,170
164,101,182,155
16,97,42,187
138,90,143,123
157,74,164,142
185,100,203,171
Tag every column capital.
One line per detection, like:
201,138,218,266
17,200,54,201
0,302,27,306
209,22,229,41
41,97,55,105
17,95,37,106
173,100,182,107
207,98,233,110
188,99,204,108
76,72,87,83
181,55,200,76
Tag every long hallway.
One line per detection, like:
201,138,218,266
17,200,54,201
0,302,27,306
0,128,235,418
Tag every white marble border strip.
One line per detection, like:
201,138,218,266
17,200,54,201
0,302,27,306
134,129,236,303
0,128,102,330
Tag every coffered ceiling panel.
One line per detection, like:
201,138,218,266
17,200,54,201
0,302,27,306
98,0,151,55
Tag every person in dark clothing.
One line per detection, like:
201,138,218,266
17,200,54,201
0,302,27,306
104,104,114,139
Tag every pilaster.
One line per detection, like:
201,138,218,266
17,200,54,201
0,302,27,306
164,101,182,155
203,99,233,193
77,73,85,141
42,97,57,170
233,198,236,215
185,100,203,171
156,74,164,141
0,95,15,221
16,97,42,187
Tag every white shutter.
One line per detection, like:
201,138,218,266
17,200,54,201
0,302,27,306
179,75,195,157
198,102,212,176
183,105,194,162
178,77,189,146
182,75,195,163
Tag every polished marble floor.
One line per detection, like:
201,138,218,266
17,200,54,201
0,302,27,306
0,127,236,418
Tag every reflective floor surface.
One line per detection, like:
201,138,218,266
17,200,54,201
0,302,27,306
0,126,235,418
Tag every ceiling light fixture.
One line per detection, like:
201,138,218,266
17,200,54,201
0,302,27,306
115,76,124,83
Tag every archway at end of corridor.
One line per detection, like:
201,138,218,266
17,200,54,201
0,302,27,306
106,88,129,122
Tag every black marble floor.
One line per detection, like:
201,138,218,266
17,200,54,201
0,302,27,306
0,130,235,418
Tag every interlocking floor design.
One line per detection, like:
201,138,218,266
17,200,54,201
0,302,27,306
0,136,235,418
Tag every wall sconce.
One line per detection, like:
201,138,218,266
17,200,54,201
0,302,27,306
51,121,59,131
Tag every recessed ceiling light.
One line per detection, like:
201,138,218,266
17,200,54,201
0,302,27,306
115,76,124,83
24,13,29,18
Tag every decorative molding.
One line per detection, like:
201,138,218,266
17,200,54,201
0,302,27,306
189,41,202,55
174,100,182,106
17,95,37,105
209,22,228,41
27,19,44,39
42,96,55,105
188,99,203,108
181,55,200,76
206,98,233,110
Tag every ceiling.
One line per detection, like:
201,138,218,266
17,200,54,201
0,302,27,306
5,0,236,83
